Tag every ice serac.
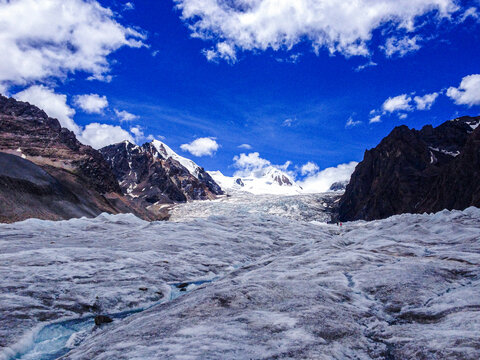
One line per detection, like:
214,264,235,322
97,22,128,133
0,95,154,223
208,167,303,195
338,115,480,221
99,139,223,207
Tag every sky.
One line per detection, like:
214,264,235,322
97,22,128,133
0,0,479,188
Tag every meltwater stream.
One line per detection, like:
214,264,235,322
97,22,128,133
11,280,215,360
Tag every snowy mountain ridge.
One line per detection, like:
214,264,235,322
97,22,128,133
209,166,304,195
151,139,202,179
100,140,223,207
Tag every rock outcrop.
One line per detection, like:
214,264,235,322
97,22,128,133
338,116,480,221
0,95,157,222
99,140,223,207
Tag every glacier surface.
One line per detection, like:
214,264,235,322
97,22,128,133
0,193,479,359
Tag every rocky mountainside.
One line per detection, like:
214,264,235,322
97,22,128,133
338,116,480,221
99,140,223,208
0,95,156,222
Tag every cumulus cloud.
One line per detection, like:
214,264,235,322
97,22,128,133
382,94,413,113
238,144,252,150
130,126,154,144
0,0,145,89
345,117,362,128
369,115,382,124
204,42,237,62
383,36,422,57
298,161,358,193
115,109,139,122
232,152,293,179
174,0,459,61
73,94,108,114
232,152,271,177
13,85,80,134
447,74,480,106
180,137,219,156
12,86,147,149
79,123,134,149
414,92,439,110
300,162,319,176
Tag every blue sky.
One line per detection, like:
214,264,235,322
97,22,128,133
1,0,480,179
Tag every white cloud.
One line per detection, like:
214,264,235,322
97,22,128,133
73,94,108,114
115,109,139,122
276,53,302,64
232,152,293,179
180,137,219,156
355,60,377,72
13,85,80,134
382,94,413,113
238,144,252,150
447,74,480,106
460,7,479,21
203,42,237,62
300,162,319,176
175,0,459,61
232,152,271,177
79,123,134,149
282,118,295,127
298,161,358,193
414,92,439,110
124,2,135,11
369,115,382,124
345,117,362,128
398,113,408,120
383,36,422,57
0,0,145,89
13,86,143,149
130,126,154,144
0,83,9,96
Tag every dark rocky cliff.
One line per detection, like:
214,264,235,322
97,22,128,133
338,116,480,221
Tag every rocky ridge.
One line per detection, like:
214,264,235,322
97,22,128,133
0,95,158,222
99,139,223,208
338,115,480,221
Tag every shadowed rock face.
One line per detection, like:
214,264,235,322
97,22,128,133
338,116,480,221
100,141,223,205
0,95,120,194
0,95,158,222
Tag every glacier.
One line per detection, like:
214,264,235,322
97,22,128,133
0,193,479,359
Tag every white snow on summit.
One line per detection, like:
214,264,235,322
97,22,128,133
209,167,303,195
151,139,202,178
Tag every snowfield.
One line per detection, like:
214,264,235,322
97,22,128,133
0,193,479,359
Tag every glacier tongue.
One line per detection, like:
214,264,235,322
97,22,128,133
1,195,480,359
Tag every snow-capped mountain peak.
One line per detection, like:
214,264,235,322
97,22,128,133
151,139,201,179
209,166,303,195
262,166,295,187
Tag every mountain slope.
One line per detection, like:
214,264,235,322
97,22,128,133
338,116,480,221
0,95,156,222
99,140,223,206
